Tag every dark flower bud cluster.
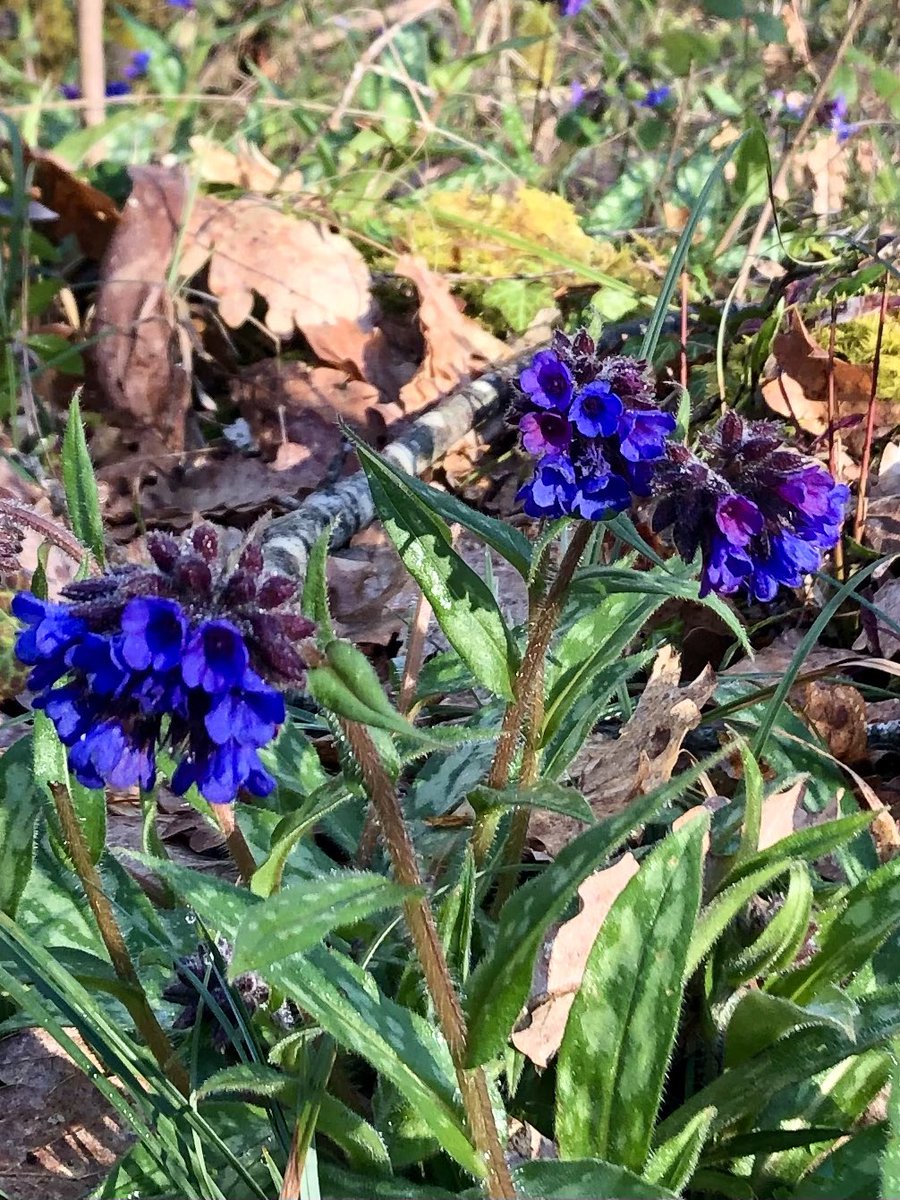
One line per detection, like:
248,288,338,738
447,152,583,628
164,938,299,1050
652,411,849,600
13,525,314,804
513,331,676,521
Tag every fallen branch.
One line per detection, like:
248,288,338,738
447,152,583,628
260,314,679,577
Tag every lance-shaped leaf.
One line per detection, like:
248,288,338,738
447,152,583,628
556,815,707,1170
62,391,105,566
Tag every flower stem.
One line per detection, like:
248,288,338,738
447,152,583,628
50,783,190,1097
335,715,515,1199
211,800,258,886
471,521,592,866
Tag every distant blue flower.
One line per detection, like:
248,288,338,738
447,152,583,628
13,526,312,804
570,80,586,109
124,50,151,80
641,86,672,110
559,0,590,14
652,412,848,599
105,80,132,97
168,0,195,8
60,83,81,100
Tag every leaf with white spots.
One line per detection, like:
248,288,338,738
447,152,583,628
556,815,708,1171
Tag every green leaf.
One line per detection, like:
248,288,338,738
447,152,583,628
34,710,106,865
783,1125,885,1199
464,750,729,1067
194,1062,291,1101
256,945,480,1179
883,1052,900,1199
437,846,476,984
724,862,813,985
250,785,353,898
309,639,416,735
0,735,40,916
481,278,555,334
301,523,335,639
61,391,105,566
719,810,875,890
232,872,412,974
770,855,900,1005
319,1164,456,1199
317,1092,392,1174
351,438,518,697
556,816,707,1169
724,991,857,1069
513,1158,679,1199
139,858,261,940
469,781,595,825
348,430,531,580
645,1106,717,1194
686,859,792,977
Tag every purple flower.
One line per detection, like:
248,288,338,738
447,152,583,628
617,408,677,462
514,338,675,523
124,50,151,80
652,413,848,600
520,410,572,456
569,381,623,438
168,0,195,8
519,350,574,411
641,86,672,110
182,620,249,694
105,81,132,97
60,83,81,100
559,0,590,13
570,80,586,109
13,524,312,805
517,455,578,519
121,597,187,672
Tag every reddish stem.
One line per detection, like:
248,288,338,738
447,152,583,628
854,271,890,541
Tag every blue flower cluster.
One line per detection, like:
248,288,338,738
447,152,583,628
13,526,312,804
641,85,672,110
773,90,857,143
514,333,676,521
652,412,849,600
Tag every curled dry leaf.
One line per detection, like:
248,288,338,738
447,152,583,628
531,646,716,857
511,854,640,1068
761,310,889,452
179,195,373,339
795,681,868,765
758,779,806,851
797,133,850,220
188,135,307,196
85,165,191,453
395,254,509,412
507,1119,557,1165
24,146,120,260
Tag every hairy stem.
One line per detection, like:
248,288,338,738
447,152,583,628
471,522,592,865
211,800,258,886
334,714,515,1198
50,783,190,1096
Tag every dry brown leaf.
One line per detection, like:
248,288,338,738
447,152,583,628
723,630,853,680
24,146,121,260
855,575,900,658
395,254,509,413
758,779,806,850
180,195,373,338
85,165,191,452
188,135,307,195
511,855,639,1067
781,0,812,66
794,681,868,764
800,133,850,219
507,1119,557,1165
0,1028,131,1200
761,310,888,450
531,646,716,856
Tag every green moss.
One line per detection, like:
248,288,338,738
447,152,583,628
811,311,900,400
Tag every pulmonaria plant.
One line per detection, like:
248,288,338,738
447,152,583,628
13,526,313,804
513,330,676,520
652,411,849,600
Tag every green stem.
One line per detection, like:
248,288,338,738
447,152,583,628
50,783,190,1096
471,522,592,866
335,714,516,1199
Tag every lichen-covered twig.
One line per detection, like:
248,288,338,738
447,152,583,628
261,314,681,577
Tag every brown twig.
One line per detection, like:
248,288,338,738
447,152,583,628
732,0,873,300
50,782,190,1096
76,0,106,133
854,269,890,541
399,589,434,714
0,500,89,568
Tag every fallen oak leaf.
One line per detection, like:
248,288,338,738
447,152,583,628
187,134,307,196
761,309,892,452
511,854,640,1068
179,195,373,339
24,145,120,260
